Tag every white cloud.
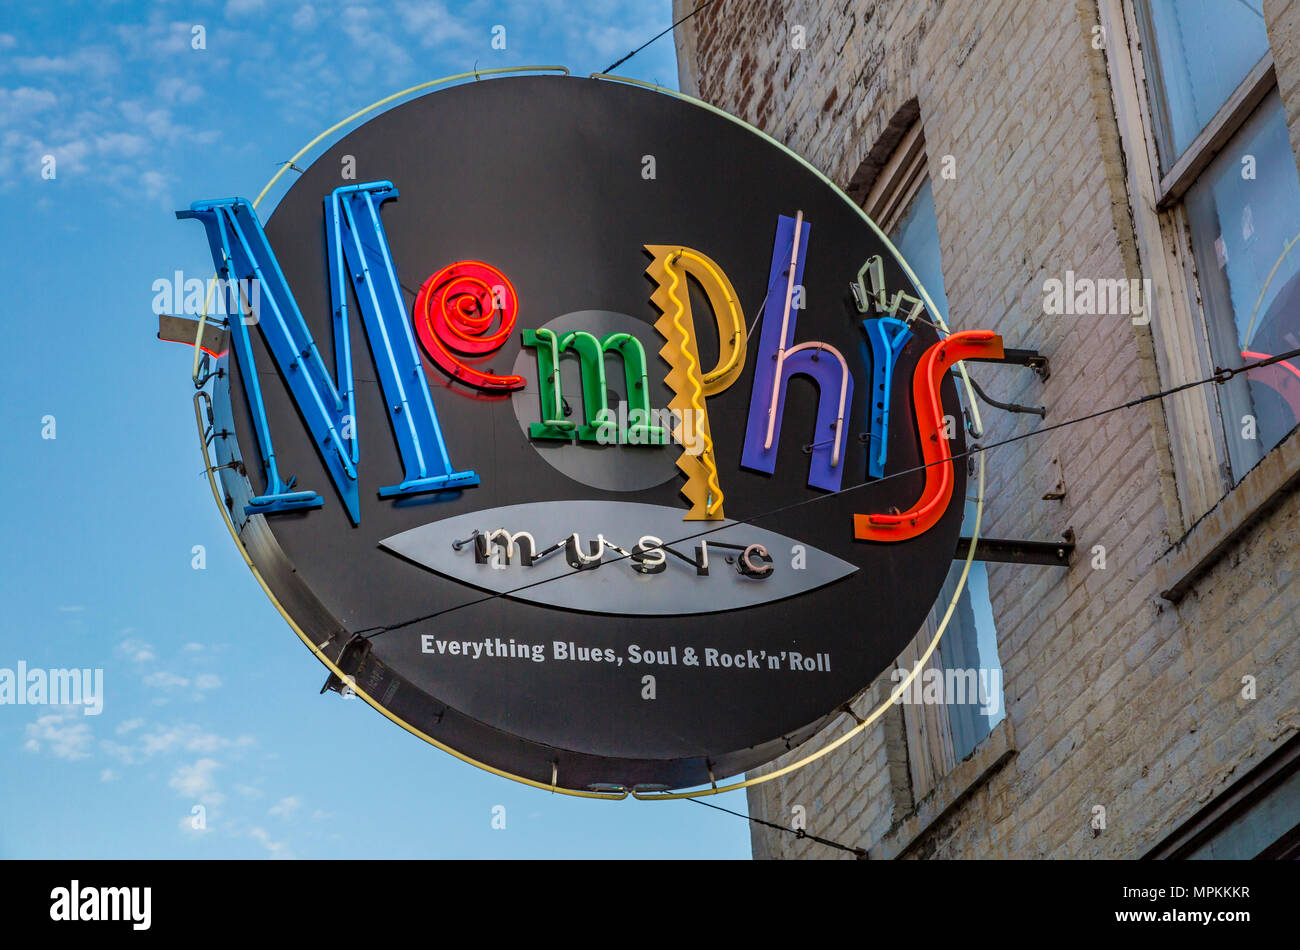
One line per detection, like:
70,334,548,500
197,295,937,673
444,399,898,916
12,47,118,79
24,708,94,760
145,723,253,757
102,722,255,765
117,638,156,663
269,796,301,819
291,4,318,31
339,4,413,81
143,671,190,691
144,668,222,700
155,76,203,105
227,0,267,16
139,169,171,202
95,131,149,158
395,0,475,47
111,20,200,59
169,757,223,803
100,768,116,782
248,826,291,859
178,813,211,835
117,100,175,141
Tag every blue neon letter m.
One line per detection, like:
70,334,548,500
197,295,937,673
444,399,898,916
179,181,477,525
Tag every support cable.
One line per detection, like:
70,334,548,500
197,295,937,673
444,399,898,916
602,0,723,74
686,797,868,858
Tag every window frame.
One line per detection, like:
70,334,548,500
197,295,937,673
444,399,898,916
1133,0,1274,193
1099,0,1290,528
1145,730,1300,859
1153,53,1276,211
863,120,928,234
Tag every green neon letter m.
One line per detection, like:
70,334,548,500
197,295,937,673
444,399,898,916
521,329,666,444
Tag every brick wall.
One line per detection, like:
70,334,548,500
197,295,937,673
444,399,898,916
676,0,1300,858
1266,0,1300,169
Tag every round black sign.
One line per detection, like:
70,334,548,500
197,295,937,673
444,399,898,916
210,76,969,791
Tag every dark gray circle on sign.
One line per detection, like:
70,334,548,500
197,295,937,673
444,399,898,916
509,310,680,492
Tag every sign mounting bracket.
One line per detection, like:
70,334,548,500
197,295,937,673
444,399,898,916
954,528,1075,567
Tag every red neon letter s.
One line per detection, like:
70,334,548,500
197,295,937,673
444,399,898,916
413,260,525,392
854,330,1004,542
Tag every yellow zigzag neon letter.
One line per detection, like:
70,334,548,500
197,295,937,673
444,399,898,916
644,245,747,521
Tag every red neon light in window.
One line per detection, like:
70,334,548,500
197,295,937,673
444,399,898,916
413,261,525,392
1242,348,1300,419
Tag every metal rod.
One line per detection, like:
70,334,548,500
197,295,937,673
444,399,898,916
954,535,1074,566
957,372,1047,418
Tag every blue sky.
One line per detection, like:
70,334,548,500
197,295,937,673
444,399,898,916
0,0,755,859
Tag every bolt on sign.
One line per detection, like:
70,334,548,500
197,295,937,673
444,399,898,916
181,76,1002,792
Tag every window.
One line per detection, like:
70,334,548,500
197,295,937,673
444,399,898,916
865,128,1007,800
891,178,952,321
1135,0,1300,483
1148,731,1300,859
1184,92,1300,476
1138,0,1270,163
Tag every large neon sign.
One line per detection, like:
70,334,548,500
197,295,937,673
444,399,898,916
185,75,999,792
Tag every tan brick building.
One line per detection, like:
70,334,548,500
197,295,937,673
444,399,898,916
674,0,1300,858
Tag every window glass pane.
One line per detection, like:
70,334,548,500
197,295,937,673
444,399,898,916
891,177,951,320
1184,91,1300,479
1140,0,1269,166
889,180,1004,761
935,502,1007,762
